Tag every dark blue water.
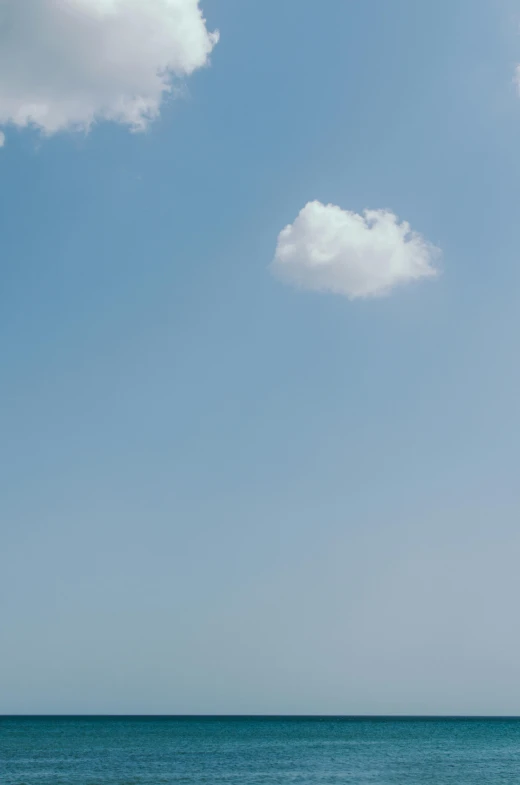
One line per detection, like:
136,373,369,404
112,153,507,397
2,717,520,784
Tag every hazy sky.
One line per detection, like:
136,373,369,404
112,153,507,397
2,0,520,715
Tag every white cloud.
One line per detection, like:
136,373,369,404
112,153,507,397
515,65,520,94
0,0,218,136
271,201,439,300
0,131,4,148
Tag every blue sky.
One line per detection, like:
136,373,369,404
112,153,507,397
2,0,520,715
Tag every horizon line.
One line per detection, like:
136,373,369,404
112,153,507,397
2,714,520,719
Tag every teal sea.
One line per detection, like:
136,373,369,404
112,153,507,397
2,717,520,784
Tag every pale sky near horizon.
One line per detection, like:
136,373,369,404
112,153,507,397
3,0,520,715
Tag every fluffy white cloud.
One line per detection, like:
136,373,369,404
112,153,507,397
272,201,439,300
0,0,218,135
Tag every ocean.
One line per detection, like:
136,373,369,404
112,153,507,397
1,716,520,784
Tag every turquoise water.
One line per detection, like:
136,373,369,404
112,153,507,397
2,717,520,784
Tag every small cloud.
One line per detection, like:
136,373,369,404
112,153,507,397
0,131,4,148
514,65,520,93
0,0,218,138
271,201,440,300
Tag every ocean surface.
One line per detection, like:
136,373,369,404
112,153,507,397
1,716,520,784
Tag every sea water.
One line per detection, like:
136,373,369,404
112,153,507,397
2,716,520,784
